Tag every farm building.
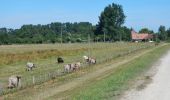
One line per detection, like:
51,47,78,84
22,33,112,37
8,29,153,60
131,30,154,42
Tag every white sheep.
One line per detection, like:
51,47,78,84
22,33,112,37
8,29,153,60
26,62,36,71
83,56,96,64
8,75,21,89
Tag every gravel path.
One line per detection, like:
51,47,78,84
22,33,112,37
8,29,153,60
120,50,170,100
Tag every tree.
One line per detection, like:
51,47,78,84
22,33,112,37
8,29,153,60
96,3,126,41
166,28,170,42
121,26,131,41
158,25,167,41
32,34,44,44
167,28,170,37
0,21,96,44
0,33,9,44
139,28,154,34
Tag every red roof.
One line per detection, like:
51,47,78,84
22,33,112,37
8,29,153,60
131,31,153,40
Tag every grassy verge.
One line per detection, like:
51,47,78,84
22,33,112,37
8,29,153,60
59,44,170,100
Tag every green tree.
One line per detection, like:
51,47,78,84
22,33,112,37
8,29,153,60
167,28,170,37
96,3,126,41
0,33,9,44
166,28,170,42
139,28,154,34
121,26,131,41
158,25,167,41
0,22,94,44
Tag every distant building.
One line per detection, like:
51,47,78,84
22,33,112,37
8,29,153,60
131,30,153,42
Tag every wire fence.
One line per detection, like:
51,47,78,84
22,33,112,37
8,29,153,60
0,43,155,96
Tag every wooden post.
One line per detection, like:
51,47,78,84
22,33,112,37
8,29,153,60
61,25,63,44
44,74,46,81
88,34,91,57
32,76,35,84
104,31,106,43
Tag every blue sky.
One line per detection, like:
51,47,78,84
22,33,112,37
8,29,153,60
0,0,170,32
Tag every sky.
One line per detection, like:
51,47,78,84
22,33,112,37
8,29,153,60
0,0,170,32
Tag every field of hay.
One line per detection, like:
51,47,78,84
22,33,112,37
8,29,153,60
0,42,156,98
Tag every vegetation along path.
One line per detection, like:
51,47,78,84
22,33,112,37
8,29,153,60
120,45,170,100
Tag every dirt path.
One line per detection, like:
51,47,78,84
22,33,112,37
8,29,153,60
3,45,165,100
120,50,170,100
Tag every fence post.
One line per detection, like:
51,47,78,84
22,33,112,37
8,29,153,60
58,69,62,75
33,76,35,84
44,74,46,81
0,83,2,95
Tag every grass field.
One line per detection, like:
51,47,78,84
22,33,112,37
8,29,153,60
0,42,164,100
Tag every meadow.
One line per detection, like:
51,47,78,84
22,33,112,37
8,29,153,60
0,42,156,99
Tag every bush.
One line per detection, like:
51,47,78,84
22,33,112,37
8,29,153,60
166,37,170,43
76,38,82,42
155,38,160,43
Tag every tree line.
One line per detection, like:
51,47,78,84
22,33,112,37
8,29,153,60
0,3,169,45
138,26,170,42
0,22,95,44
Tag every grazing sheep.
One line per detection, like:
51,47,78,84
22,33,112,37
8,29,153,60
83,56,96,64
8,75,21,89
64,64,70,73
64,64,74,73
74,62,81,71
83,56,90,63
57,57,64,64
83,56,89,60
89,58,96,64
64,62,81,73
26,62,36,71
155,42,159,46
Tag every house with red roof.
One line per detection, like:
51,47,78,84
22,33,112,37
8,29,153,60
131,30,153,42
